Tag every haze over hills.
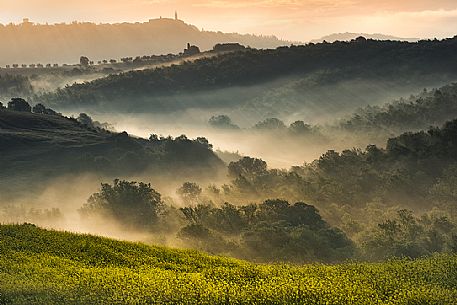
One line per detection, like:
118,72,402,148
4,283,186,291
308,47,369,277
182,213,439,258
36,37,457,123
0,17,288,67
3,0,457,303
0,106,224,195
310,32,420,43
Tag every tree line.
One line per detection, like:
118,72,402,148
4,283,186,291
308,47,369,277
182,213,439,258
36,36,457,109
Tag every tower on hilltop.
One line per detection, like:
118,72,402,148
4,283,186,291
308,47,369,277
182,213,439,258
175,11,178,20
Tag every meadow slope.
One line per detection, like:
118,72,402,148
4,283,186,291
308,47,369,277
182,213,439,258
0,224,456,304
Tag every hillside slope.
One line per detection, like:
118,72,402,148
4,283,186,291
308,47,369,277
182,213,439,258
311,32,419,43
0,224,456,304
335,82,457,135
0,109,224,192
37,37,457,118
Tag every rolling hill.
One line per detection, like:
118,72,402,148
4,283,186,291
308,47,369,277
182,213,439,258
36,37,457,121
0,108,224,194
310,32,419,43
0,224,456,304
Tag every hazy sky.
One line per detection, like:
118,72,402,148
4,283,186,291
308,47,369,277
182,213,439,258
1,0,457,41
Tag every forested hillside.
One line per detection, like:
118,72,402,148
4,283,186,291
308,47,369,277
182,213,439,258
37,37,457,113
342,83,457,132
5,115,457,263
219,118,457,208
4,1,457,303
0,106,224,194
176,118,457,259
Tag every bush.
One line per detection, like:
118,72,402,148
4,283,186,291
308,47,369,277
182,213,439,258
80,179,163,230
7,98,31,112
208,115,239,129
32,103,57,115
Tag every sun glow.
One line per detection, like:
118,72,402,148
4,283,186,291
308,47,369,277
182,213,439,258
1,0,456,41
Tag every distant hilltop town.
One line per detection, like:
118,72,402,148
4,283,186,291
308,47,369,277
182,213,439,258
10,11,182,27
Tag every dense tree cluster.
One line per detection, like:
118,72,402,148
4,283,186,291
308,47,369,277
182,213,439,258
80,179,163,230
0,97,59,115
251,118,319,136
177,119,457,260
209,115,319,137
253,118,286,130
343,83,457,133
78,174,457,263
177,182,203,205
208,115,240,129
80,180,354,263
178,199,354,263
8,98,31,112
361,209,457,260
32,103,57,115
213,43,246,52
76,113,113,131
220,119,457,209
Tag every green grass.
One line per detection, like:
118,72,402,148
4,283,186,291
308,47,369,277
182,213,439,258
1,224,456,304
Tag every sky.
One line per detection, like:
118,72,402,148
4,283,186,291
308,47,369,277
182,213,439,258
1,0,457,41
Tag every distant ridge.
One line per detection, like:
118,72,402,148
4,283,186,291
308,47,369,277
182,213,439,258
311,32,419,43
36,37,457,114
0,18,289,66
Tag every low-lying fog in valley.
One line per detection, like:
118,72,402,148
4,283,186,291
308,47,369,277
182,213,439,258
60,77,449,168
3,35,457,266
4,4,457,303
2,77,454,242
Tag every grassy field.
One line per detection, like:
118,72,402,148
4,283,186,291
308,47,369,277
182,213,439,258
0,224,456,304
